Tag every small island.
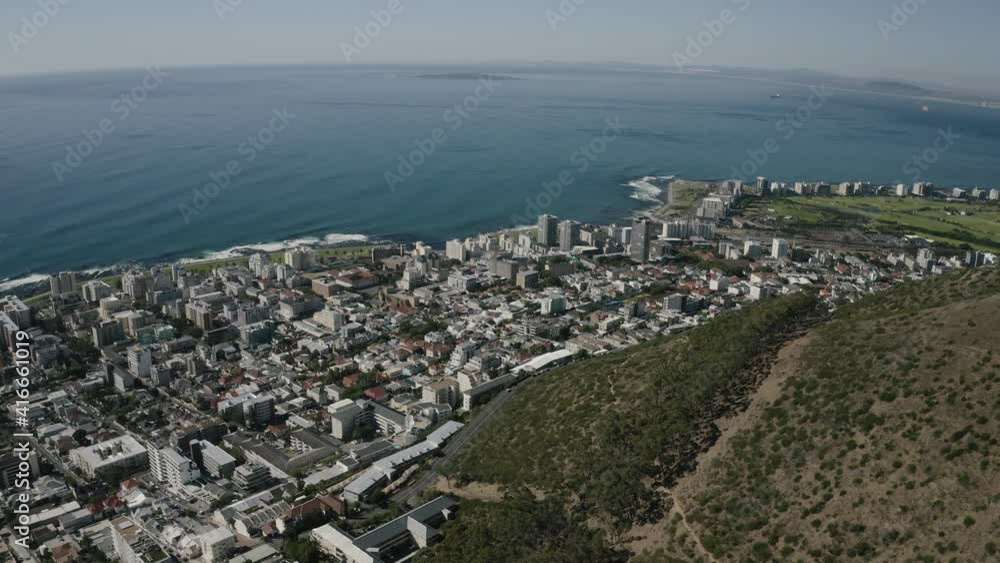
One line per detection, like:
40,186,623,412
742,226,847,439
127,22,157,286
413,73,521,81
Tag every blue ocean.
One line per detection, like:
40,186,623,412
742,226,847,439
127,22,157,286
2,64,1000,282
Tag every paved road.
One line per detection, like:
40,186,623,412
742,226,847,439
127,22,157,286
31,436,83,482
392,386,518,504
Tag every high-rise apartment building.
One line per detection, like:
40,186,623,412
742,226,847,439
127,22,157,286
537,214,558,247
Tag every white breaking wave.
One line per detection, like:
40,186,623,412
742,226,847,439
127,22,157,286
177,232,369,264
79,266,118,276
0,273,50,293
0,232,370,294
323,233,370,245
625,175,675,203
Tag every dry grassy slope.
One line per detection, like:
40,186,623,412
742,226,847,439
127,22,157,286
447,335,669,491
448,293,820,500
659,268,1000,563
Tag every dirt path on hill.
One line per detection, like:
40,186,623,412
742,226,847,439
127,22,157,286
669,492,719,563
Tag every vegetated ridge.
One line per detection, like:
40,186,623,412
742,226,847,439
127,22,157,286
419,267,999,562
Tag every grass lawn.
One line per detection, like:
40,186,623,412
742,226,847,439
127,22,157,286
746,196,1000,252
654,180,714,219
671,181,712,210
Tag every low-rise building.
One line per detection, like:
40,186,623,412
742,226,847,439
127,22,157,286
70,436,148,481
199,527,236,562
312,496,457,563
110,516,170,563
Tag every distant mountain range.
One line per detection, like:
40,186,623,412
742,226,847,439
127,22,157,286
671,65,1000,108
863,79,932,96
476,61,1000,108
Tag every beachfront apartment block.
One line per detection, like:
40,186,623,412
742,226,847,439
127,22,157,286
285,247,314,270
81,279,114,302
445,239,468,262
662,220,716,240
48,272,79,297
558,220,579,251
121,270,150,300
537,214,558,247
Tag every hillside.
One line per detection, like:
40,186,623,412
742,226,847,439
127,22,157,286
418,267,999,562
665,266,1000,562
418,293,824,562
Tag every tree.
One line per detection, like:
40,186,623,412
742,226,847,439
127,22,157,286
351,421,378,442
68,337,100,363
72,429,90,446
282,538,321,563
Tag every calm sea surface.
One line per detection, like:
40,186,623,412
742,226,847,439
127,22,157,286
2,64,1000,281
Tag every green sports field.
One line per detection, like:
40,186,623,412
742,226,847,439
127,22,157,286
744,196,1000,252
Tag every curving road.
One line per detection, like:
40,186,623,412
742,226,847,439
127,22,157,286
392,385,518,505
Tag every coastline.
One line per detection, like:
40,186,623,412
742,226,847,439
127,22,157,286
0,233,376,296
633,177,717,221
4,172,995,296
1,177,671,294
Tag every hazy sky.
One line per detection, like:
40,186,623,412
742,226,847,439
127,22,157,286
2,0,997,91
